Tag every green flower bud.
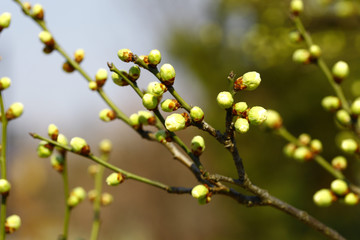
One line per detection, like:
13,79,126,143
293,146,312,161
117,48,133,62
70,137,90,155
283,143,297,158
74,49,85,63
95,68,108,87
191,185,209,199
310,139,322,154
165,113,186,132
344,192,359,205
241,71,261,91
101,192,114,206
336,109,351,126
298,133,311,145
216,91,234,109
309,44,321,59
0,77,11,91
5,215,21,234
139,55,150,66
233,102,248,116
6,102,24,120
292,49,310,64
332,61,349,83
161,99,180,112
32,4,44,20
0,12,11,29
234,117,250,134
147,82,166,97
290,0,304,15
129,113,140,129
197,195,211,205
148,49,161,66
38,31,54,47
67,194,80,207
190,106,204,122
160,64,176,85
138,110,156,125
50,154,65,172
264,109,282,129
0,179,11,195
88,164,100,176
142,93,159,110
340,138,358,154
331,156,347,170
321,96,341,112
99,109,116,122
88,81,98,91
350,97,360,115
57,133,68,147
128,65,141,81
99,139,112,153
248,106,267,126
37,141,53,158
330,179,348,196
72,187,86,201
106,172,124,186
48,123,59,141
111,72,129,87
191,136,205,156
313,189,334,207
288,30,302,43
155,130,169,143
87,189,98,202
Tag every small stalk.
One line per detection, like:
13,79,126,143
0,92,8,240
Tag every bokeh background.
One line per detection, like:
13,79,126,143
1,0,360,239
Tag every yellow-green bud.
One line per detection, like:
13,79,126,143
67,194,80,207
350,97,360,115
330,179,348,196
344,193,359,205
32,4,44,20
117,48,133,62
264,109,282,129
70,137,90,155
161,99,180,112
191,185,209,199
290,0,304,15
99,139,112,153
321,96,341,112
148,49,161,66
147,82,166,97
5,215,21,234
0,77,11,91
50,154,65,172
57,133,68,147
88,81,98,91
234,117,250,134
87,189,98,202
106,172,124,186
38,31,54,47
0,12,11,29
138,110,155,125
292,49,310,64
288,30,303,43
74,49,85,63
241,71,261,91
165,113,186,132
310,139,322,154
190,106,204,122
72,187,86,201
313,189,334,207
160,64,176,85
191,136,205,156
331,156,347,170
155,130,169,143
6,102,24,120
101,192,114,206
129,65,141,81
0,179,11,195
99,109,116,122
341,139,358,154
129,113,140,129
283,143,297,158
37,141,53,158
309,44,321,59
233,102,248,115
336,109,351,126
48,123,59,140
332,61,349,83
142,93,158,110
216,91,234,109
248,106,267,126
95,68,108,87
111,72,129,87
298,133,311,145
293,146,312,161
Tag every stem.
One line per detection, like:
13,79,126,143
61,153,71,240
0,92,8,240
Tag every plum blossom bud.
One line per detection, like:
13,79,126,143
161,99,180,112
248,106,267,126
0,12,11,30
70,137,90,155
6,102,24,120
0,179,11,195
148,49,161,66
191,185,209,199
160,64,176,86
106,172,124,186
290,0,304,15
313,189,334,207
0,77,11,91
234,118,250,134
332,61,349,83
234,71,261,91
216,91,233,109
191,136,205,156
117,49,133,62
190,106,204,122
5,215,21,234
142,93,159,110
99,109,116,122
165,113,186,132
330,179,348,196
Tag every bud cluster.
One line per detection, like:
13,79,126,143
282,134,323,161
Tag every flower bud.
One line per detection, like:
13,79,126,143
39,31,54,47
5,215,21,234
74,49,85,63
165,113,186,132
190,106,204,122
72,187,86,201
0,77,11,91
129,65,141,81
0,12,11,30
309,44,321,59
292,49,310,64
99,139,112,153
88,81,98,91
50,154,65,172
350,97,360,115
160,64,176,86
321,96,341,112
117,48,133,62
62,61,75,73
147,82,166,97
99,109,116,122
87,189,97,202
148,49,161,66
234,117,250,134
95,68,108,87
142,93,159,110
331,156,347,170
264,109,282,129
191,136,205,156
37,140,53,158
6,102,24,120
310,139,322,154
313,189,334,207
139,55,150,66
101,192,114,206
155,130,170,143
191,185,209,199
235,71,261,91
330,179,348,196
288,30,302,43
129,113,140,129
48,123,59,140
340,138,358,154
293,146,312,161
0,179,11,195
106,172,124,186
298,133,311,145
233,102,248,115
70,137,90,155
161,99,180,112
88,164,100,176
248,106,267,126
216,91,234,109
31,4,44,20
336,109,351,127
67,194,80,207
111,72,129,86
344,192,359,205
138,110,156,125
283,143,297,158
290,0,304,15
57,133,68,147
332,61,349,83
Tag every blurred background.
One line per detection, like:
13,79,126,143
1,0,360,239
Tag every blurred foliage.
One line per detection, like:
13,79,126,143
165,0,360,239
